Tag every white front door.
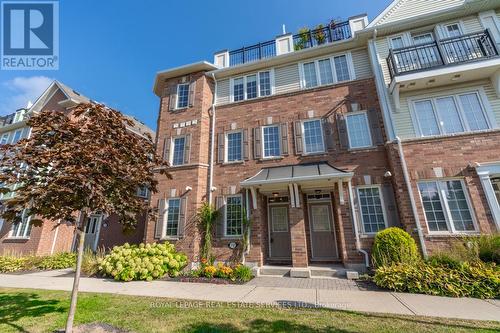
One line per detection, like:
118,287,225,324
83,215,101,251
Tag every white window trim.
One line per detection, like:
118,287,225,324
163,198,181,239
409,88,496,138
175,83,190,110
0,133,10,145
346,110,373,149
8,211,32,239
169,135,186,166
11,129,23,144
356,185,388,235
224,194,243,237
440,21,465,38
224,130,244,163
299,52,355,89
269,205,289,233
417,178,479,235
301,119,325,154
137,186,149,198
261,124,281,159
230,70,275,102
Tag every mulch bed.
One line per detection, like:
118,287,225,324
164,276,249,284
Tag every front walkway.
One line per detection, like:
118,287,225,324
0,269,499,322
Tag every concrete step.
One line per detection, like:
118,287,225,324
310,265,347,278
259,266,291,277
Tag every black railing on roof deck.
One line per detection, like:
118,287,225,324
227,20,352,67
229,40,276,67
387,29,499,78
292,21,351,51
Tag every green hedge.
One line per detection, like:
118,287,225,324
98,242,188,281
374,261,500,299
0,252,76,273
372,227,420,268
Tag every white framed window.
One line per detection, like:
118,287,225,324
225,195,243,236
137,186,149,198
302,119,325,154
11,130,22,144
300,53,354,89
0,133,9,145
225,131,243,162
165,198,180,237
10,209,32,238
357,186,387,234
231,71,273,102
346,112,372,149
444,23,462,38
270,206,288,232
418,179,477,234
411,91,492,137
390,35,405,49
176,83,189,109
262,125,280,158
171,136,186,166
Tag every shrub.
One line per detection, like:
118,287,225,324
426,253,462,269
98,242,188,282
0,255,27,272
477,234,500,264
36,252,76,270
374,261,500,299
81,248,105,277
233,264,253,282
372,227,420,268
0,252,76,272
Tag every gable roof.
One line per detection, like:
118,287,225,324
367,0,465,28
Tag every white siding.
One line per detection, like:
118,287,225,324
393,80,500,139
351,49,373,79
376,0,464,26
274,64,301,95
216,79,230,105
375,38,392,85
462,16,483,33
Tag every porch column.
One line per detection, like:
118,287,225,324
289,204,308,268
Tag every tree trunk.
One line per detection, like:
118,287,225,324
65,211,88,333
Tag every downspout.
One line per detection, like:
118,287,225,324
347,180,370,268
50,220,61,255
208,73,217,205
396,136,428,258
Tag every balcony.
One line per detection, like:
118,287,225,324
214,17,364,68
387,30,499,79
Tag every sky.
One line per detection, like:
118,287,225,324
0,0,392,130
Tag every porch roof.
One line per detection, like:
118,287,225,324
240,162,353,187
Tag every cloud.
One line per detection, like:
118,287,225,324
0,76,53,115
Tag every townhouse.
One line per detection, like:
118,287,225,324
0,81,153,255
148,0,500,276
148,14,401,275
364,0,500,255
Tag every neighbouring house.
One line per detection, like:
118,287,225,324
0,81,154,255
363,0,500,255
148,0,500,276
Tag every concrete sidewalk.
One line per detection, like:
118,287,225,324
0,270,499,322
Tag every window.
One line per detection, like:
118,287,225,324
233,78,244,101
225,195,242,236
301,54,353,89
412,92,491,137
10,209,32,238
166,198,180,236
226,131,242,162
262,125,280,158
259,71,271,96
232,71,273,102
318,59,334,85
176,84,189,109
137,186,149,198
246,75,257,99
171,137,186,166
0,133,9,145
346,112,372,149
302,119,325,154
357,187,386,233
418,180,476,233
303,62,318,88
444,23,462,38
333,55,351,82
11,130,22,144
390,36,405,49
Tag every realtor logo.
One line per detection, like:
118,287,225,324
1,1,59,70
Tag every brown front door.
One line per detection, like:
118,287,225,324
269,205,292,260
309,203,338,260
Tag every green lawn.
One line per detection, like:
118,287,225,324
0,288,499,333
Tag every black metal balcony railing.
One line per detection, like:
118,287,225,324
387,30,499,78
228,20,352,67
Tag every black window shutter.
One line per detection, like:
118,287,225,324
243,129,249,161
322,117,335,151
178,196,187,237
188,81,196,107
168,85,178,111
382,183,399,227
215,195,226,238
183,134,191,165
162,137,171,162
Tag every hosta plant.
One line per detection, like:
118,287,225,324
98,242,187,282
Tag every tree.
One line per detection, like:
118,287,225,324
0,103,168,332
